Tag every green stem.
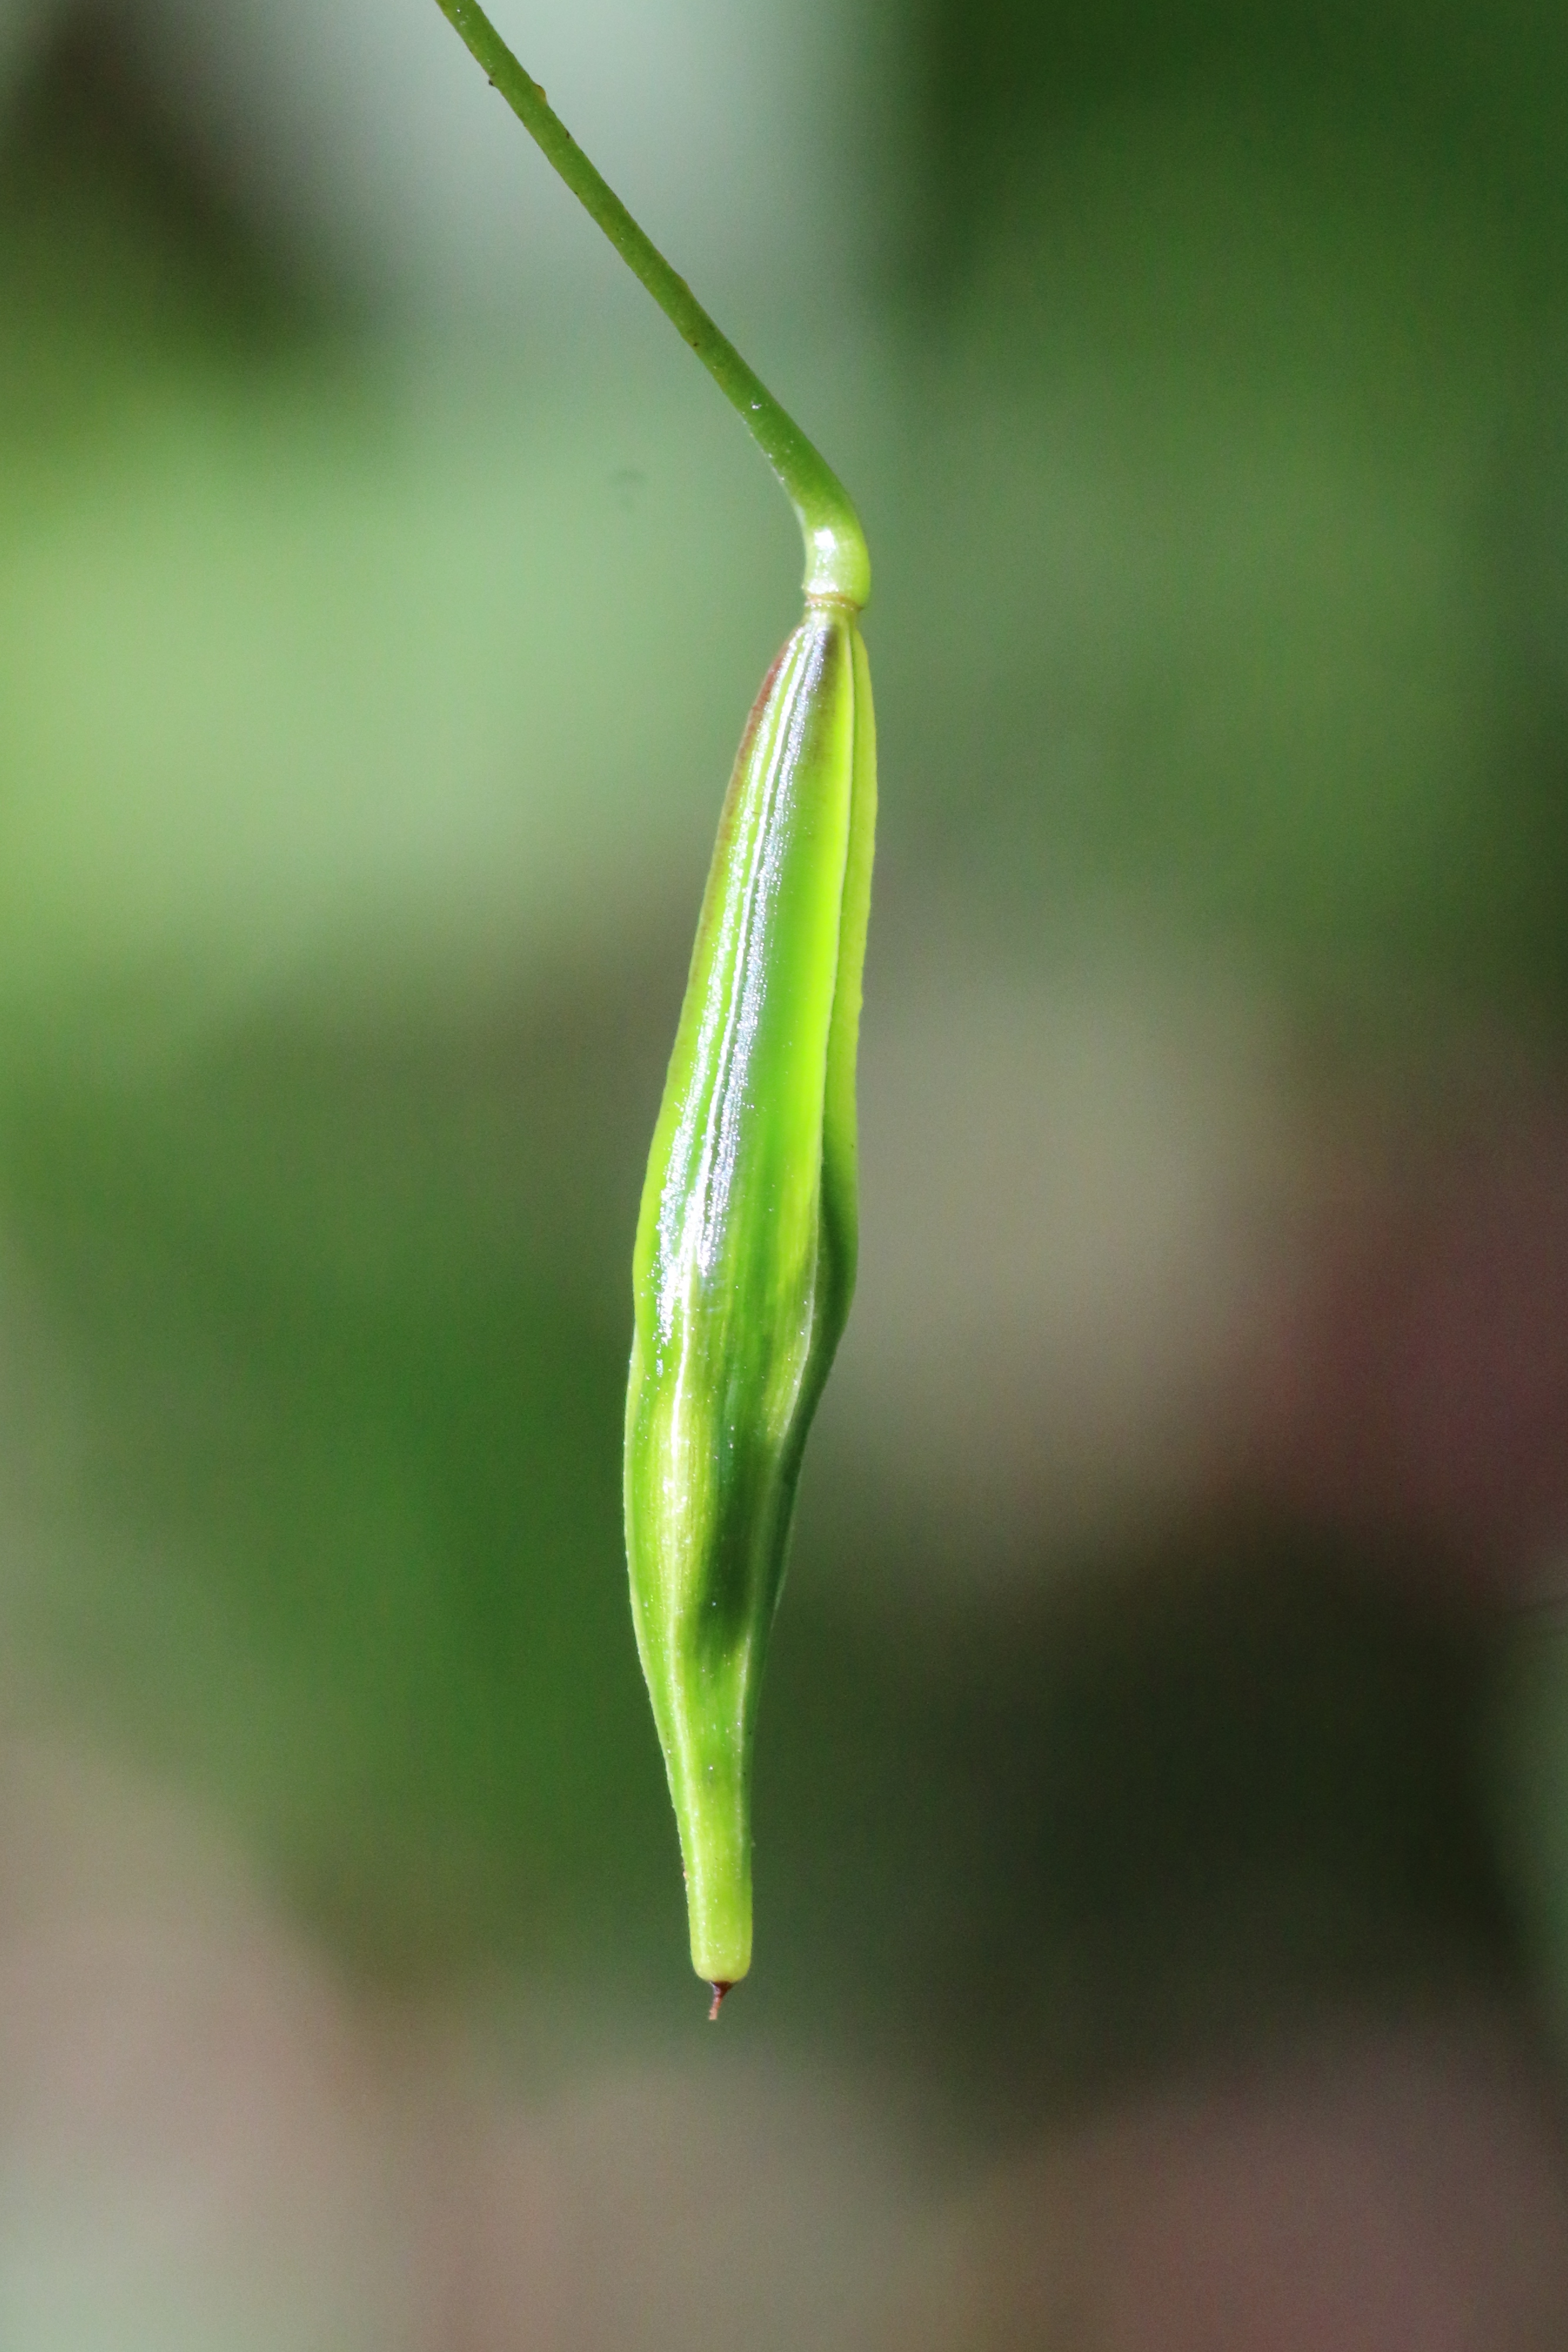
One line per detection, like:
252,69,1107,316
432,0,870,609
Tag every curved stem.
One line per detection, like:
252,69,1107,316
432,0,870,609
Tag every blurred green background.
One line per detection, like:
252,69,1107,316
5,1,1568,2341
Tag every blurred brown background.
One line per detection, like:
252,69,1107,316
4,0,1568,2343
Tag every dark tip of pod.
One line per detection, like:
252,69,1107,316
707,1980,735,2022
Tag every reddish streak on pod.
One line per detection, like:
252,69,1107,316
708,1980,735,2022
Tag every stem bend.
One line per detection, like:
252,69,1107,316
433,0,871,608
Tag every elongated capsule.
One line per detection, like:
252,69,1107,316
624,597,875,2002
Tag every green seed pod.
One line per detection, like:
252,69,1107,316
624,598,875,2006
427,0,876,2017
